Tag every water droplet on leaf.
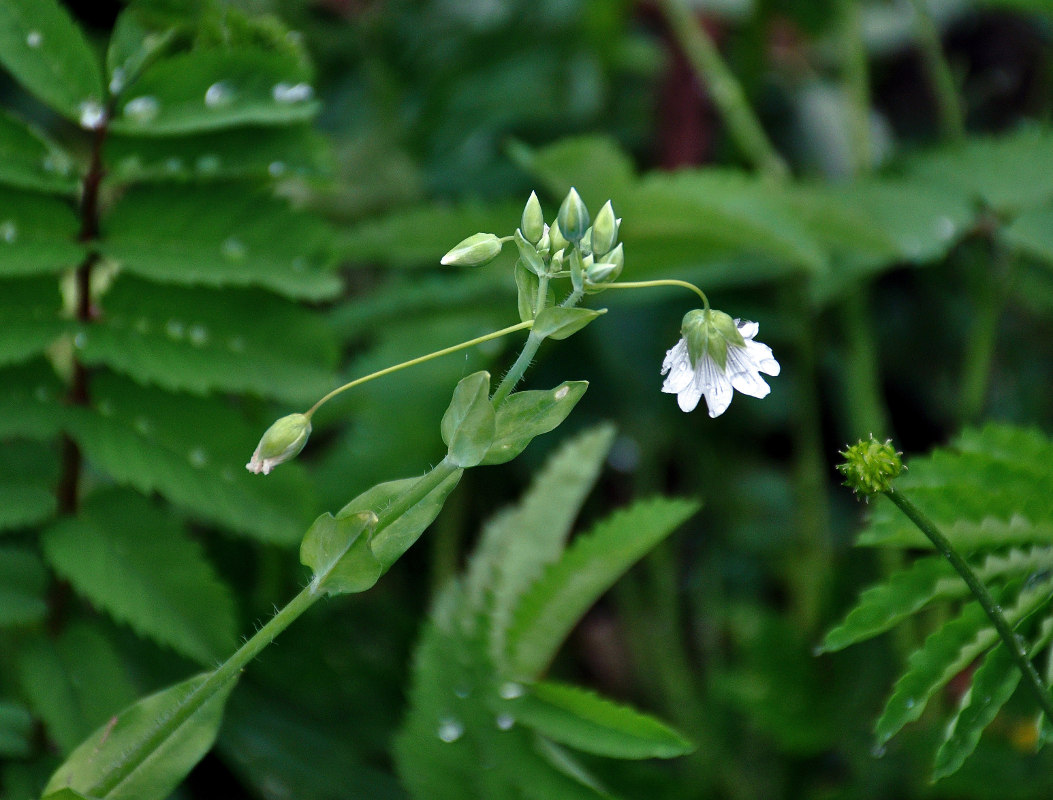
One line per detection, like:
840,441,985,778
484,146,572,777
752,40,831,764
188,324,209,346
272,82,314,104
123,96,159,123
189,447,208,467
495,714,515,731
268,161,286,177
73,332,87,349
165,319,185,339
109,67,126,95
196,154,221,174
78,100,106,130
205,81,234,108
453,684,471,699
437,717,464,743
164,157,184,173
26,30,42,48
0,220,18,243
221,237,247,261
498,682,524,700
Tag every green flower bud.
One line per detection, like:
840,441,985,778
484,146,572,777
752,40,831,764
246,413,312,475
603,242,624,270
549,220,569,253
557,187,589,244
590,200,618,255
681,308,744,371
837,436,904,498
521,191,545,245
441,232,503,267
584,260,622,292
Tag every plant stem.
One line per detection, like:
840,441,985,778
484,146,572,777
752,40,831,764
839,0,873,174
605,279,710,309
491,331,542,407
885,490,1053,721
656,0,789,180
908,0,965,140
960,243,1011,426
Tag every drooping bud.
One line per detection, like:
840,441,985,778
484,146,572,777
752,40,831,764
440,232,503,267
590,200,618,255
246,413,312,475
521,191,545,245
557,187,589,244
837,436,905,498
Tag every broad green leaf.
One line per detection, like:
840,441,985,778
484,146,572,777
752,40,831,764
105,124,331,184
100,186,340,301
0,438,60,530
0,359,66,440
299,510,381,596
79,277,337,402
0,547,46,627
506,497,700,679
0,0,104,121
44,669,238,800
0,700,33,758
0,110,79,194
109,47,317,136
0,190,83,277
515,681,693,759
42,490,238,664
17,624,138,755
874,581,1053,746
531,307,605,341
441,371,495,467
0,275,69,368
65,374,315,544
339,468,464,570
1002,204,1053,266
482,381,589,466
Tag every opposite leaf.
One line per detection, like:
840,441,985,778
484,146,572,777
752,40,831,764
300,510,381,596
482,381,588,466
441,371,495,468
531,307,605,341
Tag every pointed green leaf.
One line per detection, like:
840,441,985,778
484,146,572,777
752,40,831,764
507,497,700,679
17,624,138,755
300,510,381,596
0,110,79,194
0,359,66,439
482,381,588,466
515,681,693,759
0,0,104,121
0,190,84,278
0,275,69,367
99,186,340,300
109,47,317,136
0,547,47,627
531,307,605,341
41,490,238,664
339,469,464,570
0,438,59,530
79,277,337,402
0,700,33,758
441,371,496,468
44,670,238,800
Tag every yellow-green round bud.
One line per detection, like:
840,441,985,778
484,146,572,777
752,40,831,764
246,413,312,475
590,200,618,255
557,187,589,244
441,232,503,267
521,191,545,245
837,436,905,497
549,221,569,254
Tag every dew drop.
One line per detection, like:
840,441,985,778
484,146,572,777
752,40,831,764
227,335,246,353
554,386,569,401
498,682,524,700
871,743,887,758
26,30,42,48
268,161,287,178
196,154,221,174
73,332,87,349
133,416,153,435
205,81,234,108
78,100,106,130
453,684,471,700
272,82,314,104
291,256,305,272
936,216,956,241
42,154,73,176
165,319,185,340
0,219,18,244
164,157,184,174
188,447,208,467
437,717,464,743
188,324,209,346
495,714,515,731
221,237,247,261
904,697,915,709
123,95,159,123
109,67,126,95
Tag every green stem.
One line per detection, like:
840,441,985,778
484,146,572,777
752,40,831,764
908,0,965,140
885,490,1053,722
491,331,543,408
605,279,710,310
306,320,534,418
656,0,789,180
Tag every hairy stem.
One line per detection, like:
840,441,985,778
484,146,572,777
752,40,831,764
886,490,1053,722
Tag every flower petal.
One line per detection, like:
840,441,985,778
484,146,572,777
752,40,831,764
743,340,780,376
729,368,771,399
697,356,733,417
661,340,696,393
736,319,759,340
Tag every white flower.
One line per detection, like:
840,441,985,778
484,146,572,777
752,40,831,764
661,314,780,417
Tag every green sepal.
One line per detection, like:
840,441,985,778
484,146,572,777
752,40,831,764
482,381,588,465
515,261,540,321
513,229,546,276
441,371,496,468
300,510,382,596
531,307,605,341
568,248,585,294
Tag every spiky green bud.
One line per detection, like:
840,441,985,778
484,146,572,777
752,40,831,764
837,436,904,497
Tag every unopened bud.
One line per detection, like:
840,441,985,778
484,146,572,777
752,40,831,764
549,220,569,254
441,232,503,267
584,260,622,291
590,200,618,255
521,191,545,245
557,187,589,244
837,436,904,498
681,308,743,371
246,413,312,475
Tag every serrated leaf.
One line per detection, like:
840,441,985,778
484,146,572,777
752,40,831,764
44,669,238,800
17,624,139,755
109,47,317,136
482,381,588,466
80,277,337,402
0,0,104,121
338,468,464,570
0,275,69,368
105,124,331,184
0,438,60,530
515,681,693,759
41,490,237,664
506,497,700,679
0,547,47,627
299,510,381,596
441,371,495,467
65,374,315,544
0,110,79,194
99,185,340,300
0,190,84,278
531,307,605,341
0,359,66,440
0,700,33,758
